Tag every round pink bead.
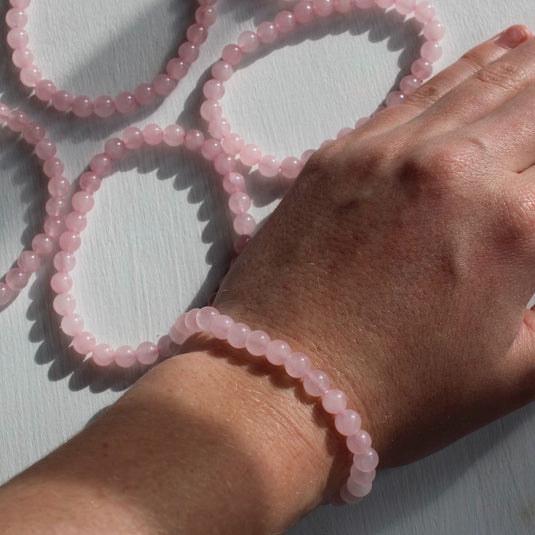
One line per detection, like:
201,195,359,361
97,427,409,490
72,331,96,355
284,352,311,378
32,234,54,255
240,144,262,167
210,314,234,339
134,83,155,105
347,429,372,454
294,1,316,24
265,339,291,365
10,0,31,9
43,157,64,178
23,122,45,144
45,197,68,217
90,153,112,176
184,308,201,332
421,41,442,62
94,95,115,117
6,268,30,291
153,74,176,96
227,322,251,349
12,48,33,68
50,272,72,293
335,409,362,436
61,313,84,336
92,344,115,366
203,79,225,100
221,133,244,156
122,126,144,149
258,22,278,44
184,129,205,151
158,335,175,359
411,58,433,79
386,91,405,107
237,31,259,53
171,315,188,345
0,284,14,306
233,213,256,236
346,479,373,498
35,138,56,160
178,42,199,64
143,124,164,145
211,61,233,82
340,484,363,504
196,306,218,331
7,28,29,49
163,124,185,146
208,118,231,139
222,44,243,66
234,235,250,254
115,345,137,368
322,389,348,414
424,20,446,41
167,58,189,81
280,157,302,179
334,0,353,13
104,138,126,160
137,342,159,365
195,5,216,26
414,1,435,22
258,155,280,177
395,0,416,14
274,11,296,33
6,9,27,28
187,23,208,45
115,92,137,114
72,192,94,214
0,104,10,124
375,0,394,8
18,251,40,272
314,0,334,17
354,448,379,472
222,172,245,194
400,75,422,95
200,100,222,121
53,251,76,272
20,65,42,87
201,139,222,160
7,110,28,131
350,466,376,485
51,90,74,112
43,216,63,237
53,293,76,316
65,212,87,233
302,369,331,397
245,330,271,356
48,177,70,197
228,192,251,214
79,172,101,193
214,153,237,175
71,96,93,118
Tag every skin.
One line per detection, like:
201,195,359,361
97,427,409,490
1,23,535,535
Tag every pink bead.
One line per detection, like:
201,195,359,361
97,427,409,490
275,11,296,33
347,430,372,454
355,0,375,7
35,138,56,160
335,409,362,436
221,133,244,155
346,479,373,498
32,234,54,255
134,83,155,105
340,484,363,504
375,0,394,8
79,172,101,193
184,129,205,151
195,5,216,26
115,92,137,114
222,44,243,66
187,24,208,45
72,331,96,355
233,213,256,236
258,155,280,177
50,272,72,293
43,157,64,178
163,124,185,146
61,313,84,336
71,96,93,117
18,251,41,272
185,308,201,332
424,20,446,41
153,74,176,96
201,139,222,160
23,122,45,144
137,342,159,365
233,235,250,254
322,389,348,414
302,369,331,396
10,0,30,8
53,251,76,272
265,339,291,365
143,124,164,145
20,65,42,87
400,75,422,95
6,268,30,291
47,177,69,197
211,61,233,82
92,344,115,366
0,104,10,124
45,198,67,217
43,216,63,237
414,1,435,23
350,465,376,485
170,315,188,345
245,330,271,356
72,192,94,214
6,9,27,28
334,0,353,13
167,58,189,81
294,1,316,24
7,28,29,49
196,306,218,331
386,91,405,107
35,80,57,102
237,31,259,53
178,42,199,64
214,153,237,175
210,314,234,339
115,345,137,368
421,41,442,62
240,144,262,167
122,126,144,149
200,100,222,121
284,352,311,378
395,0,416,14
158,335,176,358
208,118,231,139
411,58,433,79
222,172,245,194
104,138,126,160
51,90,74,112
228,192,251,214
7,109,28,131
258,22,278,44
93,95,115,117
354,448,379,472
227,322,252,349
90,153,112,176
12,48,33,68
280,157,302,179
0,284,14,306
65,212,87,233
313,0,334,17
203,79,225,100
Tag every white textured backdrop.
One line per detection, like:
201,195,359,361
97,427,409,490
1,0,535,533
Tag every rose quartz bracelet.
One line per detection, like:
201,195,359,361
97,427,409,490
169,305,379,503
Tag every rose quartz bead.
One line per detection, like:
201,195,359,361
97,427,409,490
350,465,376,485
187,23,208,45
0,284,13,306
227,322,251,349
284,352,311,378
400,75,422,95
294,1,316,24
421,41,442,62
208,118,231,139
178,42,199,64
210,314,234,339
169,324,185,345
355,0,375,7
23,122,45,144
386,91,405,107
233,235,250,254
47,177,69,197
424,20,446,41
104,138,126,160
395,0,416,15
137,342,159,365
157,335,175,359
143,124,164,145
72,331,96,355
340,484,362,504
184,129,205,151
195,5,216,26
346,429,372,454
354,448,379,472
79,172,101,193
302,369,331,397
196,306,218,331
228,192,251,214
0,104,10,124
10,0,30,8
154,74,176,96
280,157,302,179
167,58,189,81
72,192,94,214
94,95,115,117
50,272,72,293
115,92,137,114
275,11,296,34
20,65,42,87
18,251,41,273
43,157,64,178
6,268,30,291
134,83,155,105
334,0,353,13
411,58,433,79
237,31,259,53
123,126,144,149
65,212,87,233
335,409,362,436
7,109,27,131
414,1,435,22
115,345,137,368
265,339,291,365
246,330,271,356
6,9,27,28
258,22,278,44
375,0,394,8
52,90,73,112
34,79,56,101
90,153,112,176
313,0,334,17
258,155,280,177
163,124,185,146
240,144,262,167
32,234,54,255
233,213,256,235
222,44,243,66
201,139,222,160
222,172,245,194
61,313,84,336
211,61,233,82
7,28,29,49
12,48,33,68
203,79,225,100
46,197,68,217
322,389,348,414
200,100,222,121
92,344,115,366
214,153,237,175
43,216,63,237
71,96,93,117
221,133,244,155
184,308,201,332
35,138,56,160
346,479,372,498
53,251,76,272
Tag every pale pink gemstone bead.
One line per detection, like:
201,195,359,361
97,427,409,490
214,153,237,175
123,126,144,149
335,409,362,436
20,65,42,87
0,284,14,306
240,144,262,167
0,104,10,124
61,313,84,336
18,251,40,272
48,177,70,197
115,92,137,114
210,314,234,339
50,272,72,293
163,124,185,146
32,234,54,255
340,484,362,504
94,95,115,117
258,155,280,177
355,0,375,7
294,1,316,24
275,11,296,33
7,109,28,131
424,20,446,41
222,133,244,155
143,124,164,145
200,100,222,122
209,118,231,139
185,308,201,332
178,42,199,64
90,153,112,176
411,58,433,79
196,306,218,331
71,96,93,117
222,44,243,65
45,197,67,217
169,323,186,345
104,138,126,160
265,340,291,365
350,465,376,485
167,58,189,81
23,122,45,144
228,192,251,214
187,24,208,45
258,21,278,44
6,268,30,291
322,389,348,414
346,479,372,498
12,48,33,68
53,251,76,272
153,74,176,96
137,342,159,365
52,90,74,112
72,192,94,214
79,172,101,193
354,448,379,472
302,369,331,396
375,0,394,8
414,1,435,23
334,0,353,13
65,212,87,233
158,335,175,359
72,331,96,355
201,139,222,160
43,216,63,237
246,330,271,356
184,129,205,151
284,352,311,378
313,0,334,17
6,9,27,28
395,0,416,15
400,75,422,95
10,0,31,9
280,157,302,179
234,235,250,254
237,31,259,53
35,138,56,160
233,213,256,235
43,156,64,178
222,172,245,194
386,91,405,107
92,344,115,366
134,83,155,105
7,28,29,49
203,79,225,100
53,293,76,316
195,5,216,26
421,40,442,62
227,322,251,349
346,429,372,454
212,61,233,82
115,345,137,368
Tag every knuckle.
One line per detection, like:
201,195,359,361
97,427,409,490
403,80,443,110
498,186,535,244
474,61,528,92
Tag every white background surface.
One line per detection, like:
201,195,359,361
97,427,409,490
1,0,535,533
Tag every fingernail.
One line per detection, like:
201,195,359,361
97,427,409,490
495,25,530,49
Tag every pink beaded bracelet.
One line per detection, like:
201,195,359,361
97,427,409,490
170,305,379,503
